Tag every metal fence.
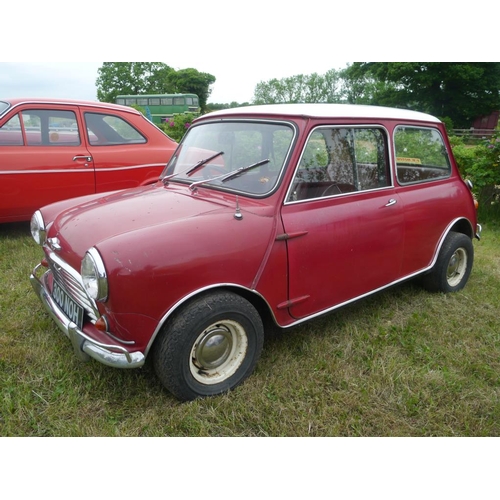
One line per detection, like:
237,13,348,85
452,128,497,138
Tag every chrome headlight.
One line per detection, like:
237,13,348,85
30,210,46,245
81,248,108,302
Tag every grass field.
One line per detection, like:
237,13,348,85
1,221,499,437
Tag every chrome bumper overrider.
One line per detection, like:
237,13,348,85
30,264,145,369
476,223,482,240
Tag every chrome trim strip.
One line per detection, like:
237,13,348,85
0,163,166,176
31,264,144,369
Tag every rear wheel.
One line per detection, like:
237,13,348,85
153,291,264,401
421,232,473,293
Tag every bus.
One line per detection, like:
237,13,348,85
115,94,200,124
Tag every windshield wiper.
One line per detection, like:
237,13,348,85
189,158,270,191
221,159,270,182
162,151,224,184
186,151,225,175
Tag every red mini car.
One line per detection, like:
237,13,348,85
0,98,177,223
30,104,481,400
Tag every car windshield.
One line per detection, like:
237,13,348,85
161,120,295,196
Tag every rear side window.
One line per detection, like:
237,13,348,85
84,112,147,146
394,126,451,184
288,127,390,202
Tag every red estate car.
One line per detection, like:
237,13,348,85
0,98,177,223
30,104,481,400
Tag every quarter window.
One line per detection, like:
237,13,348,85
84,113,147,146
288,127,389,201
395,127,451,184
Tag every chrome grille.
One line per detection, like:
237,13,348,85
47,250,99,322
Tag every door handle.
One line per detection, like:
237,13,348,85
73,155,92,162
385,199,397,207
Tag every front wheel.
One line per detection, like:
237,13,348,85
421,231,474,293
153,291,264,401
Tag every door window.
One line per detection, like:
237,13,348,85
0,110,80,146
288,127,389,202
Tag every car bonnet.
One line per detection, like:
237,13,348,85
45,183,239,266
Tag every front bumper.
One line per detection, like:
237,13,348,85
30,264,145,369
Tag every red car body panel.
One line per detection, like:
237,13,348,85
281,188,406,318
0,98,177,222
30,104,479,373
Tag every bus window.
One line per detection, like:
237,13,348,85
115,94,200,124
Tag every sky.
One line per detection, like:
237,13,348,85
0,60,347,105
2,1,494,106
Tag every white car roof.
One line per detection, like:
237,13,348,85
204,103,441,123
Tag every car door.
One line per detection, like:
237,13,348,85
82,110,174,193
0,105,94,222
280,126,405,320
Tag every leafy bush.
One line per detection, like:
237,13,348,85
450,130,500,221
158,113,196,142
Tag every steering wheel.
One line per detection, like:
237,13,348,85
321,183,341,197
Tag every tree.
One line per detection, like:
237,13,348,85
253,69,343,104
165,68,216,112
95,63,216,111
341,63,500,127
96,62,173,103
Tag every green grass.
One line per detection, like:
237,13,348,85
1,221,499,436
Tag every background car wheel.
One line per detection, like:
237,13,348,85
153,291,264,401
421,231,474,293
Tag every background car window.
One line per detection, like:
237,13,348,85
0,101,10,114
288,127,389,201
1,110,80,146
25,110,79,146
395,127,451,184
84,112,147,146
0,114,23,145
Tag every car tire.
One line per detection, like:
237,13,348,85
153,291,264,401
421,231,474,293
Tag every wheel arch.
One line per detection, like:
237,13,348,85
425,217,474,275
449,217,474,240
144,283,276,358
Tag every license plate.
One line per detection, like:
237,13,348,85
52,280,84,329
